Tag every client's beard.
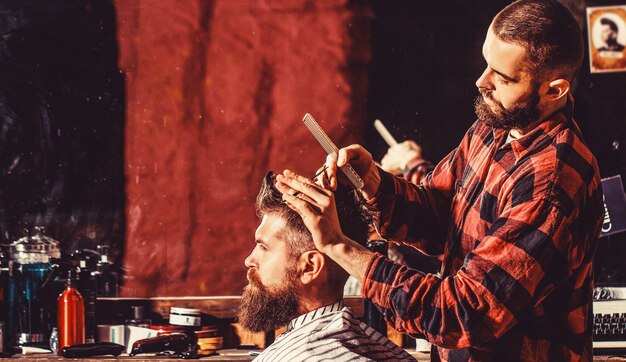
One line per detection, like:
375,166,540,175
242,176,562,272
237,268,300,332
474,87,540,131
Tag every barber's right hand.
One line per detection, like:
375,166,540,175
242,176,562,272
317,144,381,199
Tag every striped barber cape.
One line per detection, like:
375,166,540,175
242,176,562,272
253,300,416,361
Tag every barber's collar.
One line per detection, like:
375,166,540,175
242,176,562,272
497,93,575,161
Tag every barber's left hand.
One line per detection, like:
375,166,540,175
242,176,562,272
380,140,422,175
275,169,347,254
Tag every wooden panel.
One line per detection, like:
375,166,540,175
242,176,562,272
230,323,269,349
98,296,364,320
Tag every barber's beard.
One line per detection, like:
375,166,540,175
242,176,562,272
237,268,300,332
474,88,540,131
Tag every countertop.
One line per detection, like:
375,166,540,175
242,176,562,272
0,349,433,361
5,350,626,361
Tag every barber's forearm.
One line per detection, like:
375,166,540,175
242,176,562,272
324,236,376,284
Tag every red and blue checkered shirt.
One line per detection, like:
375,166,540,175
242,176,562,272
363,102,604,361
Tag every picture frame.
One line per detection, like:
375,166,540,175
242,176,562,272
587,5,626,73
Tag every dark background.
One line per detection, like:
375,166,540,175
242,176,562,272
0,0,624,290
0,0,125,260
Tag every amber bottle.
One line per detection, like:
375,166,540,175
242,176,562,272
57,269,85,354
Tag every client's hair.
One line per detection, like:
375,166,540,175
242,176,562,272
255,171,372,288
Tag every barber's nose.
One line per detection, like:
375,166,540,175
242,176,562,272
475,67,493,90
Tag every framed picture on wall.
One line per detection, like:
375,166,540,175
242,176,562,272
587,5,626,73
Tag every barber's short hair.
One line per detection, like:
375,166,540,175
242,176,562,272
256,171,372,256
601,17,619,33
492,0,583,81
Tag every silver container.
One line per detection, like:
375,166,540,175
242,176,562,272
7,227,60,347
10,226,60,264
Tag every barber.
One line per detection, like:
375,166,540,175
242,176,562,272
275,1,604,360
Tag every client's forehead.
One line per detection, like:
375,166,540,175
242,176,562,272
256,213,290,246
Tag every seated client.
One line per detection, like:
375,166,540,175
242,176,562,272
238,172,415,362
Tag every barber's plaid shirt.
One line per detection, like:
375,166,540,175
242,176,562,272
363,102,604,361
404,157,434,186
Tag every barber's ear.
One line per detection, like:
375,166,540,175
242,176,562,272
545,79,570,100
298,250,325,285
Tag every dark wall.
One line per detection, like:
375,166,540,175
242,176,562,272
0,0,125,260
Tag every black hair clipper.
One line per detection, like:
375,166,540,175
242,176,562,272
129,333,194,357
61,342,125,358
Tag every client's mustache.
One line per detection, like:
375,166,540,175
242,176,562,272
246,269,262,287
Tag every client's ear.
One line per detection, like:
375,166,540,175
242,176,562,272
298,250,325,285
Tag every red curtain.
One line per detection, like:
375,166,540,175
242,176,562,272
114,0,370,296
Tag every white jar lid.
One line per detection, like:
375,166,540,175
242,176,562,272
169,307,202,326
170,307,201,316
